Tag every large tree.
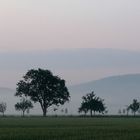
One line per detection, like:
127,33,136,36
15,69,70,116
79,91,106,116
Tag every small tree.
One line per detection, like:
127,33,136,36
65,108,68,115
53,108,58,116
79,91,106,117
105,110,108,115
118,109,122,115
61,109,64,115
129,99,140,116
0,102,7,116
126,105,130,116
15,98,33,117
122,109,126,115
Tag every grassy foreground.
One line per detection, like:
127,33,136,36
0,117,140,140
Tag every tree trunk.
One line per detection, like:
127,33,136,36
40,102,47,117
127,111,128,116
90,110,92,117
84,112,86,116
134,112,136,117
22,111,25,117
43,108,47,117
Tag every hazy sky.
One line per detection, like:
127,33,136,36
0,0,140,52
0,1,140,88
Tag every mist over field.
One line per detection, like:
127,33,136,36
0,48,140,115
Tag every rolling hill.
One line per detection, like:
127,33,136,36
69,74,140,114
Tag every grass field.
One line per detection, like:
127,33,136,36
0,117,140,140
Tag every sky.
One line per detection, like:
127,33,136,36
0,0,140,52
0,0,140,88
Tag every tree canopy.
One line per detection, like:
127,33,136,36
129,99,140,116
15,68,70,116
79,91,106,116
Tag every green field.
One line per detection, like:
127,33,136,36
0,117,140,140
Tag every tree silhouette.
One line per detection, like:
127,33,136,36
65,108,68,115
129,99,140,116
79,91,106,117
0,102,7,117
118,109,122,115
15,69,70,117
78,102,88,116
126,105,130,116
15,98,33,117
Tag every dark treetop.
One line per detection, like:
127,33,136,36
15,68,70,116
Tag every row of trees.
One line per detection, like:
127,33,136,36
0,68,139,117
13,69,107,117
12,68,107,117
118,99,140,116
1,98,140,117
14,91,106,117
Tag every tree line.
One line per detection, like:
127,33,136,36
0,68,140,117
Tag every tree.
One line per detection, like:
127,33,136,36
105,110,108,115
79,91,106,117
0,102,7,116
78,102,88,116
118,109,122,115
65,108,68,115
126,105,130,116
122,109,126,115
129,99,140,116
15,98,33,117
15,69,70,117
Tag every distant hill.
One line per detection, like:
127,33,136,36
0,48,140,86
69,74,140,114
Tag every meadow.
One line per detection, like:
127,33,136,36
0,117,140,140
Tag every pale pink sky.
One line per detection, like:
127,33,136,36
0,0,140,88
0,0,140,52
